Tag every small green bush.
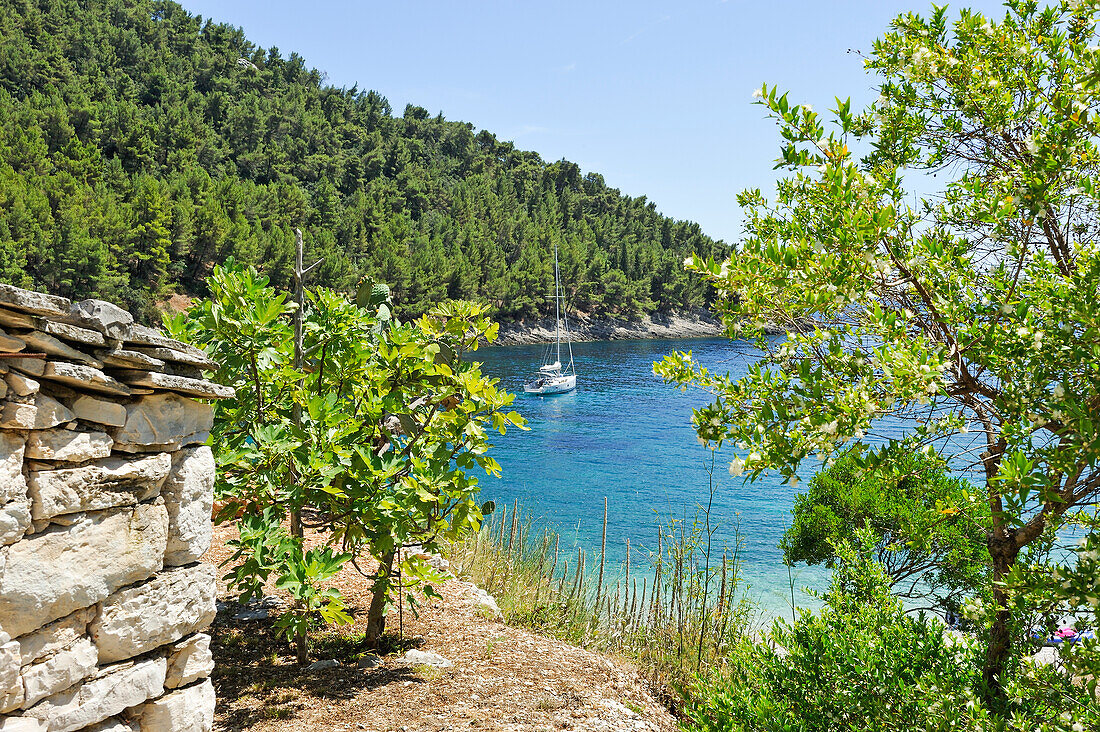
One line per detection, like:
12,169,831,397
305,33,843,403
683,530,1098,732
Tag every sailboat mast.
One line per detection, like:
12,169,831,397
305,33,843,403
554,242,561,367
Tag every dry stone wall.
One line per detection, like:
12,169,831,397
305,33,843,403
0,285,232,732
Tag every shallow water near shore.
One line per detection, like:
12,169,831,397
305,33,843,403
474,337,832,621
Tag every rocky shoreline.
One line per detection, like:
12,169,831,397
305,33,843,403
492,309,728,345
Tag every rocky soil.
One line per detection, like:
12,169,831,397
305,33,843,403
205,525,677,732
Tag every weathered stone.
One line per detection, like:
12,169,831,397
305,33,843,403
66,301,134,341
0,309,37,330
0,716,48,732
131,678,213,732
83,720,135,732
7,358,44,377
127,346,218,372
0,636,23,712
0,402,36,430
161,364,204,380
0,395,73,431
70,396,126,428
0,499,31,545
162,447,214,566
26,430,113,463
400,649,453,668
89,563,216,663
37,363,129,398
33,395,74,430
20,637,98,708
0,432,26,505
107,371,233,400
0,287,69,318
0,502,168,637
113,394,212,453
15,608,95,665
28,453,170,520
93,348,164,371
125,325,206,358
24,657,166,732
0,380,6,399
0,328,26,353
164,634,212,689
38,322,105,349
5,372,39,397
15,333,103,370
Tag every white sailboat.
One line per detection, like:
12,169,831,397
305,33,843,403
524,243,577,395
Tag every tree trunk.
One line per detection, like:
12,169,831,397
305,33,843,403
294,622,308,665
365,550,396,648
981,537,1018,712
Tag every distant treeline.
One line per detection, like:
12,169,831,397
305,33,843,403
0,0,727,322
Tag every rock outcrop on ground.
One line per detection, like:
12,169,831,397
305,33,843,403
0,284,231,732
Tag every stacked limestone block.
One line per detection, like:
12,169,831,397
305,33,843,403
0,285,233,732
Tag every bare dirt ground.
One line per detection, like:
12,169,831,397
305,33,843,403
205,525,678,732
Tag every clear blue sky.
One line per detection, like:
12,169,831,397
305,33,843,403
180,0,1007,244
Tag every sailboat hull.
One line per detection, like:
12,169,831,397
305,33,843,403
523,373,576,395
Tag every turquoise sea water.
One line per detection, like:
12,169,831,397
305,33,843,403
473,337,831,619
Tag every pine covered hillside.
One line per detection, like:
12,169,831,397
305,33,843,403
0,0,727,322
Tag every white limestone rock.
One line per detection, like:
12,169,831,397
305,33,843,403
0,499,31,545
112,394,212,453
0,502,168,637
107,371,234,401
23,657,166,732
161,447,214,566
0,395,74,431
127,346,218,372
20,637,98,708
89,563,216,663
0,402,36,430
164,634,213,689
124,325,206,359
0,636,24,713
93,348,164,370
26,430,113,463
27,453,171,520
70,396,126,428
0,286,69,318
399,649,453,669
15,608,95,666
5,372,39,397
37,322,104,349
16,333,103,370
0,716,48,732
82,720,135,732
66,300,134,342
37,363,129,398
0,432,27,505
130,678,213,732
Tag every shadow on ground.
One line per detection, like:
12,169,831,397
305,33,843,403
211,601,425,730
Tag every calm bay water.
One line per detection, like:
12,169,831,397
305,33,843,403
473,337,830,619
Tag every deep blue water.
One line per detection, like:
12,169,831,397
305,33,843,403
472,337,830,619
